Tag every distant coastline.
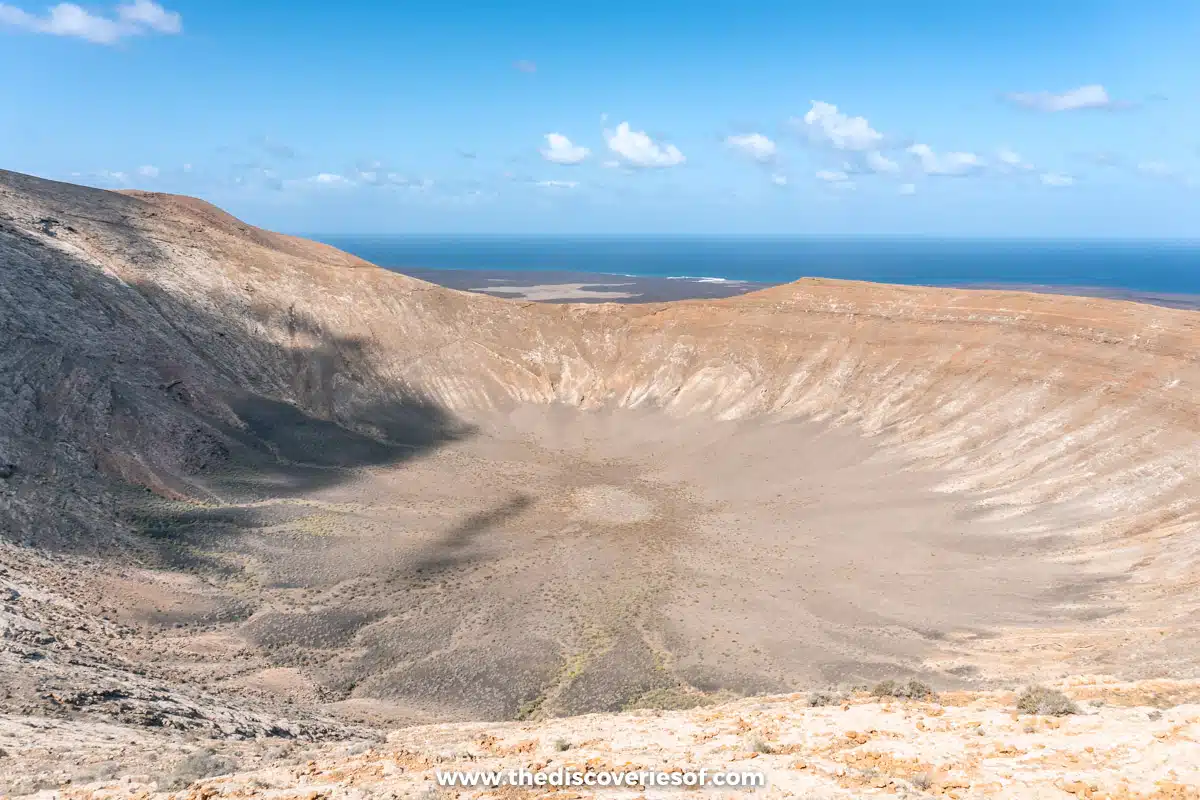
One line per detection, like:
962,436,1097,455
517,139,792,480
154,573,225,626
392,267,773,303
952,282,1200,311
390,266,1200,309
319,235,1200,303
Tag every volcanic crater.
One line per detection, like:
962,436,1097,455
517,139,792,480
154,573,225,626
1,168,1198,739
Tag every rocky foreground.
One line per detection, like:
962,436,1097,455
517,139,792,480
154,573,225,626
5,678,1200,799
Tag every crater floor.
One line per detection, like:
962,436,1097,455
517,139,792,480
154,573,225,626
74,405,1140,725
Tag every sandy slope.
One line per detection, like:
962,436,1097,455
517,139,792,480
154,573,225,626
2,169,1200,795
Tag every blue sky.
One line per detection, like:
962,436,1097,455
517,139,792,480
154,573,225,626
1,0,1198,236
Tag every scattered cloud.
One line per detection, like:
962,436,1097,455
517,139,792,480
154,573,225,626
907,143,985,176
349,161,428,188
1004,84,1126,112
794,101,884,151
1040,172,1075,187
182,163,192,173
513,59,536,73
898,183,917,195
864,150,900,174
996,147,1033,171
117,0,176,31
605,122,685,168
92,169,130,185
540,133,590,165
601,160,620,169
457,149,477,159
725,133,776,163
136,164,159,178
816,169,856,189
354,169,384,185
308,172,352,186
0,0,181,44
535,179,578,189
770,173,787,186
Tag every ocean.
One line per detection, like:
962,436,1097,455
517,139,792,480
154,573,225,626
315,236,1200,295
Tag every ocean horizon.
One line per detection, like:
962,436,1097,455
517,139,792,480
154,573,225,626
314,235,1200,296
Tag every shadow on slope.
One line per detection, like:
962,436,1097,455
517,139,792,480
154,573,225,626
0,217,472,562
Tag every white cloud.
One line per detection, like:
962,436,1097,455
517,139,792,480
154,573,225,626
182,163,192,173
118,0,177,31
605,122,685,168
997,148,1022,166
93,169,129,184
996,147,1033,171
308,173,352,186
816,169,856,189
794,101,883,151
1004,84,1121,112
354,169,413,187
898,183,916,195
601,160,620,169
1040,172,1074,187
725,133,776,163
540,133,590,165
864,150,899,174
907,143,985,176
770,173,787,186
535,180,578,189
0,0,181,44
136,164,158,178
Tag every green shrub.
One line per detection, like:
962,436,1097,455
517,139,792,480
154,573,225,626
1016,686,1078,716
161,748,239,790
871,678,934,700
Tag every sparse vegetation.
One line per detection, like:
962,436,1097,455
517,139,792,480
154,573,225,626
516,697,545,721
1016,686,1079,716
871,679,935,700
162,748,239,790
856,767,881,783
807,690,838,707
553,738,571,752
911,772,933,791
748,736,775,754
622,687,737,712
